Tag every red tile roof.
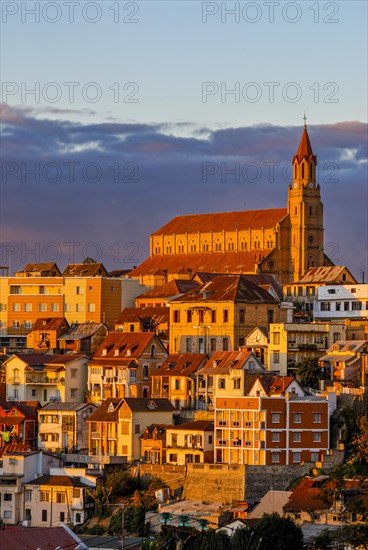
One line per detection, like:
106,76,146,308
92,332,160,361
136,279,200,300
26,474,89,487
0,443,32,458
152,208,287,235
10,354,86,367
20,262,61,274
196,350,262,375
87,397,174,422
170,274,278,304
129,250,276,277
0,525,84,550
116,307,169,325
297,265,357,284
168,420,214,432
155,353,207,377
32,317,69,331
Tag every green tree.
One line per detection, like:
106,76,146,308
351,416,368,464
82,257,97,263
297,356,322,389
106,469,138,499
251,513,303,550
86,485,112,519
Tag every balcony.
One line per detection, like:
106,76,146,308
91,432,100,439
26,376,65,385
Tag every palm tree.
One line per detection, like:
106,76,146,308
297,356,322,389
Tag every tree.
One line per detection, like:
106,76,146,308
251,513,303,550
82,257,97,263
351,416,368,464
105,469,138,499
86,485,112,519
297,356,322,389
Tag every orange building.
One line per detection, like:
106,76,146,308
214,375,331,466
129,123,329,286
26,317,69,351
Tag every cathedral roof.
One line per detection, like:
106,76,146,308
129,250,274,277
152,208,287,236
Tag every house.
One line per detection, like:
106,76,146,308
115,307,169,345
283,476,368,525
87,332,168,402
0,400,40,448
4,353,88,405
23,474,95,527
26,317,69,351
15,263,61,278
0,450,62,525
140,424,169,464
319,340,368,386
268,322,346,376
0,525,87,550
58,322,108,354
135,279,200,307
38,402,97,454
169,274,287,354
247,489,292,519
282,266,357,322
165,420,214,465
195,350,265,410
214,374,332,466
87,397,175,461
243,326,270,367
151,353,208,409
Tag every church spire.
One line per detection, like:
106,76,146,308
294,115,315,162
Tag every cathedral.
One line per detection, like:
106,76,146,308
130,122,330,287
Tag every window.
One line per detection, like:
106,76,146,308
10,286,21,294
88,303,96,312
60,512,65,522
42,510,48,522
273,332,280,345
239,309,245,324
223,309,229,323
272,432,280,442
273,351,280,364
286,286,292,296
41,492,50,502
75,512,81,523
173,310,180,323
344,302,349,311
293,452,301,463
169,453,178,462
321,302,330,311
207,376,213,388
25,490,32,502
73,488,80,499
39,303,47,312
186,337,192,352
335,302,341,311
222,337,229,351
352,301,362,311
267,310,274,323
293,432,301,442
211,310,216,323
272,452,280,463
56,493,66,503
76,303,83,312
3,511,12,518
239,336,245,347
12,320,20,328
65,303,72,312
70,389,77,399
311,452,319,462
186,310,192,323
175,379,181,390
24,320,32,329
134,424,141,434
233,378,241,390
13,303,20,312
271,413,281,423
293,413,302,423
71,369,77,379
313,413,322,423
210,338,216,352
198,310,204,324
24,303,32,312
313,432,322,442
143,365,149,379
76,286,84,295
51,303,59,312
328,289,336,294
4,493,12,501
218,378,226,389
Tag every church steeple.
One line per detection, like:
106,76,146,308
292,116,317,188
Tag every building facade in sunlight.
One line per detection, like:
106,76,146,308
130,124,329,286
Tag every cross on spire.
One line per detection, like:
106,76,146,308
303,112,307,128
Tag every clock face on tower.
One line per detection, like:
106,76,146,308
293,183,298,189
308,182,313,188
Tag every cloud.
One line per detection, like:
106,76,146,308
0,103,367,278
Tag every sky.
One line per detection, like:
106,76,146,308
1,1,367,278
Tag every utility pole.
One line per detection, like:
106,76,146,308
121,504,125,550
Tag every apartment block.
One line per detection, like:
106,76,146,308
165,420,214,465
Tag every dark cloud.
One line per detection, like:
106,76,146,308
0,104,367,279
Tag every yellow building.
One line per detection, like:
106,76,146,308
4,353,88,405
87,397,175,460
268,322,346,376
0,262,146,344
129,122,329,286
165,420,214,465
169,274,287,354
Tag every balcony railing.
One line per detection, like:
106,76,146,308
26,377,65,385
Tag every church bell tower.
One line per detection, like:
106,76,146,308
287,117,324,282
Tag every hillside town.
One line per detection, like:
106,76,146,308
0,126,367,549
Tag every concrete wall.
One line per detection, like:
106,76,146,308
245,463,311,501
183,463,246,504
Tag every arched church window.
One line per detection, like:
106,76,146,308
294,206,298,216
301,164,305,179
215,240,222,252
309,164,313,179
190,241,197,253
